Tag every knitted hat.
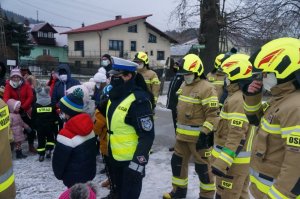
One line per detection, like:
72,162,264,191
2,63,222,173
58,184,97,199
59,88,84,117
93,72,106,83
10,69,22,78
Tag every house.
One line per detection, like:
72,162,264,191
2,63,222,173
63,14,178,68
21,23,71,63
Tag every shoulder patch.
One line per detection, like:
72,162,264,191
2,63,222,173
140,116,153,131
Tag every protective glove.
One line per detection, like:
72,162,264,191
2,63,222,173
124,161,144,184
196,132,214,150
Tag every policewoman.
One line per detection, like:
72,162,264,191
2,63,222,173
0,98,16,199
102,57,155,199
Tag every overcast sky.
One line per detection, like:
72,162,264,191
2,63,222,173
1,0,182,31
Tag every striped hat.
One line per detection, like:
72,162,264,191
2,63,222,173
59,88,84,117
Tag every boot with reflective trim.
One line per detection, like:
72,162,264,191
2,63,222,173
45,150,52,159
163,187,187,199
39,155,45,162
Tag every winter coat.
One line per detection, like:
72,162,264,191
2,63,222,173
0,99,16,199
176,78,219,143
52,113,96,188
212,83,255,176
7,99,29,143
166,73,184,111
93,109,108,155
3,81,34,112
51,64,80,106
47,78,57,97
243,80,300,198
137,67,161,103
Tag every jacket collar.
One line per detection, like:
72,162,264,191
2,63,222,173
226,83,240,96
270,80,296,100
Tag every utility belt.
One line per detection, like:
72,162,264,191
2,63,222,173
249,168,275,194
212,144,251,164
176,123,202,136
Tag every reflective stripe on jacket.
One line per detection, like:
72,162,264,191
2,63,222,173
106,93,138,161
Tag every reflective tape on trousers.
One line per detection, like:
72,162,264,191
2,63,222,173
0,167,14,192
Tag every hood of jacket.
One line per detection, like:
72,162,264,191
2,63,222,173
57,64,72,81
61,113,93,138
7,99,20,113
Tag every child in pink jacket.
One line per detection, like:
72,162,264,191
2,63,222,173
7,99,30,159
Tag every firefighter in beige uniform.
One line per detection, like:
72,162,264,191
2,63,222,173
211,54,256,199
243,37,300,198
207,54,226,106
0,99,16,199
163,54,219,199
133,52,161,104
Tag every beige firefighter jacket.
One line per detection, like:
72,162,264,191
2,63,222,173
244,80,300,198
0,99,16,199
207,71,226,101
176,78,219,143
138,68,161,103
212,83,255,175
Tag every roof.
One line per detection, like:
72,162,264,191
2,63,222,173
171,38,198,56
63,15,153,34
30,22,57,33
144,22,178,43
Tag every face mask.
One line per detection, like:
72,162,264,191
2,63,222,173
225,76,230,86
59,74,68,82
263,73,277,91
137,63,144,69
110,76,125,87
95,83,101,89
101,60,110,67
9,80,21,88
184,74,194,85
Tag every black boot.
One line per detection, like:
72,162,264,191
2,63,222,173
45,150,52,159
39,155,45,162
16,150,27,159
163,187,187,199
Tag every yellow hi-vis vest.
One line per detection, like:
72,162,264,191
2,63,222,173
106,93,138,161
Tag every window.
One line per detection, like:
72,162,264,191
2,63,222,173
43,32,48,38
128,25,137,33
74,41,84,51
87,61,93,67
157,51,165,60
150,50,153,56
48,32,54,38
43,49,50,55
109,40,123,51
38,31,43,38
130,41,137,51
148,33,157,43
75,61,81,67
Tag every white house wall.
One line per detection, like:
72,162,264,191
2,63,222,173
67,19,172,68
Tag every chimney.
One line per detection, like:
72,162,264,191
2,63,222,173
115,15,122,20
82,22,85,27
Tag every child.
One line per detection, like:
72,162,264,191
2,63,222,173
52,88,96,188
58,181,97,199
31,83,58,162
7,99,30,159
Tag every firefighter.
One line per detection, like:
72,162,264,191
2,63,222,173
163,54,219,199
211,54,256,198
102,57,155,199
243,37,300,198
207,54,226,101
133,51,161,105
0,98,16,199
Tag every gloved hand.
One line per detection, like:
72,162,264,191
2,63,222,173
124,161,144,184
196,132,214,150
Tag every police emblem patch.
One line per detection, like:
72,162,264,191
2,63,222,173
140,116,153,131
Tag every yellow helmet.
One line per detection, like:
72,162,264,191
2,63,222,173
133,51,149,65
221,54,253,81
179,54,204,76
214,54,225,69
249,37,300,79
